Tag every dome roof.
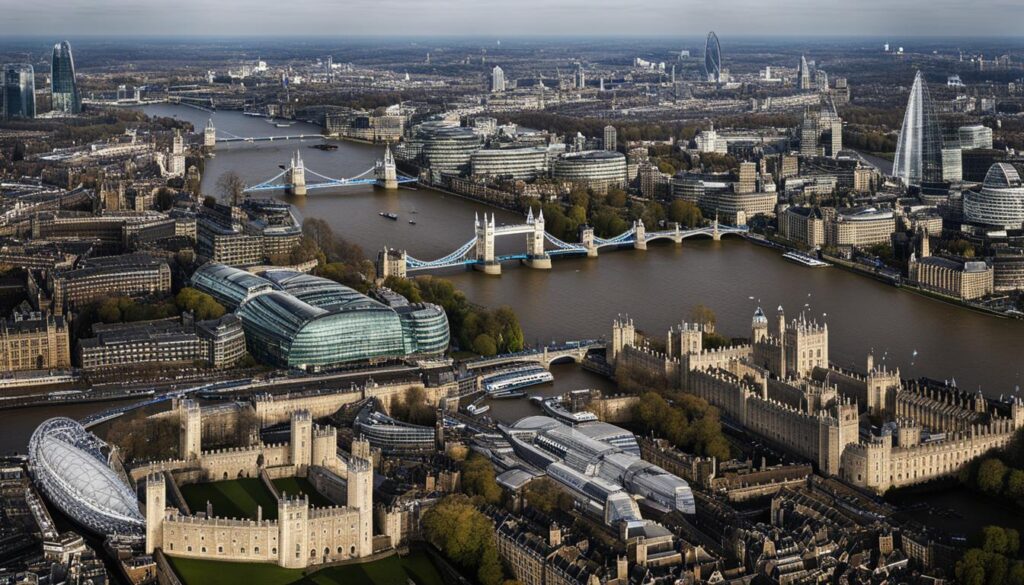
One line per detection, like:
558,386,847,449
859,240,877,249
984,163,1022,189
28,418,144,536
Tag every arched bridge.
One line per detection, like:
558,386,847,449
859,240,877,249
391,208,747,275
463,340,606,371
241,146,415,195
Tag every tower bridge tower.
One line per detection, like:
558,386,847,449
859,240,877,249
579,225,598,257
634,219,647,250
203,118,217,149
286,151,307,196
524,207,552,269
474,213,500,275
376,145,399,189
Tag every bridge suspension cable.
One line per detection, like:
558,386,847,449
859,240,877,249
406,237,478,269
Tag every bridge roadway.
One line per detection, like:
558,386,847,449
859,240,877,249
215,134,324,143
462,340,605,371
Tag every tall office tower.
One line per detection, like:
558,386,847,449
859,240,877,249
737,161,757,193
704,31,722,83
491,65,505,93
604,125,617,151
893,71,945,186
798,55,812,90
2,64,35,119
51,41,80,114
575,62,586,89
800,110,819,157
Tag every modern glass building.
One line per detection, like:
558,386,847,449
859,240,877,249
2,63,35,119
552,150,627,193
963,163,1024,229
470,146,550,180
704,31,722,83
51,41,81,114
396,121,482,176
191,264,449,369
893,71,945,186
28,418,145,536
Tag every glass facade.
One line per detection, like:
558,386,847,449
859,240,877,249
51,41,80,114
704,32,722,83
964,163,1024,229
893,71,945,186
2,63,35,119
191,264,449,369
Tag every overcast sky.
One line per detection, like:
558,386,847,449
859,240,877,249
3,0,1023,38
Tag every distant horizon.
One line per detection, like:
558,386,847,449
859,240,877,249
4,0,1024,39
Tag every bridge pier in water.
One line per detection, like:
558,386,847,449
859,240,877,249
375,145,399,190
633,219,647,250
524,207,552,269
579,226,599,257
203,119,217,150
474,213,502,275
286,151,307,196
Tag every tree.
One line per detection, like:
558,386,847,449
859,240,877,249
605,188,627,208
689,304,717,333
1006,469,1024,500
977,458,1009,495
155,187,176,211
473,333,498,356
216,171,247,206
669,199,703,227
524,478,574,514
175,288,226,321
461,452,502,504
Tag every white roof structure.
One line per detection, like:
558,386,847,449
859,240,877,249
28,417,145,537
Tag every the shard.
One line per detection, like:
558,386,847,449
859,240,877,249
893,71,944,186
704,31,722,83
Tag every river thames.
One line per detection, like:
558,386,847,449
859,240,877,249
0,105,1022,456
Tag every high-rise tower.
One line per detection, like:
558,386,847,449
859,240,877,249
704,32,722,83
51,41,80,114
798,55,812,90
893,71,945,186
2,64,35,119
491,65,505,93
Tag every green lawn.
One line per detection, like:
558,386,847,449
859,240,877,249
271,477,336,508
169,552,444,585
179,479,279,521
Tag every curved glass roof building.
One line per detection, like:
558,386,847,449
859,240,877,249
502,416,696,521
50,41,80,114
191,264,449,369
893,71,944,186
28,418,145,537
704,31,722,83
964,163,1024,229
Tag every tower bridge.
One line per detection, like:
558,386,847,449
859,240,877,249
381,210,747,277
241,146,415,195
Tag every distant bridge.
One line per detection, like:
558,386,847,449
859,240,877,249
384,208,747,276
241,146,415,195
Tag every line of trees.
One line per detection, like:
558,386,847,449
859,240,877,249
631,391,732,461
421,495,521,585
955,526,1024,585
384,275,524,356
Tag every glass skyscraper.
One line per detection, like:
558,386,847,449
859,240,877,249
51,41,80,114
2,63,35,119
893,71,945,186
704,31,722,83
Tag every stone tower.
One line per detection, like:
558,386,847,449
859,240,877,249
178,399,201,460
377,144,398,189
751,307,769,342
277,495,310,568
667,322,703,358
145,472,166,555
203,118,217,149
474,213,500,275
610,316,636,365
633,219,647,250
525,207,552,269
347,457,374,558
290,410,312,470
287,151,307,196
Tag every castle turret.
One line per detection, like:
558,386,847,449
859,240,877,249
610,316,636,365
179,399,201,460
347,457,374,558
145,472,166,555
290,410,312,470
752,307,769,342
277,495,310,568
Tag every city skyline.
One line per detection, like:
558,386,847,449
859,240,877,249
3,0,1024,38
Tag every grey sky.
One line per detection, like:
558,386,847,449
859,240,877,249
2,0,1023,37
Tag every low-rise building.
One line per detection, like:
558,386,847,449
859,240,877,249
0,306,71,372
49,253,171,313
77,314,245,370
908,255,994,300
